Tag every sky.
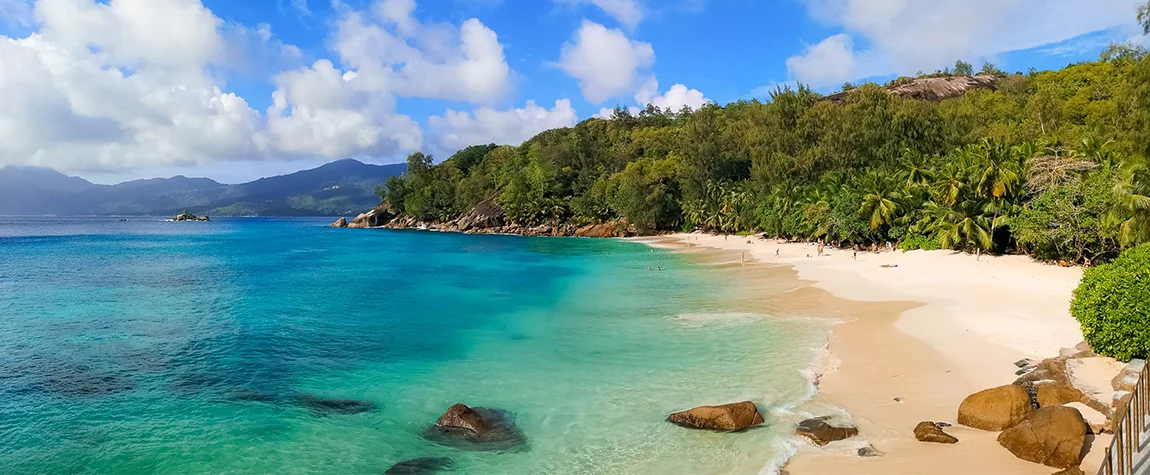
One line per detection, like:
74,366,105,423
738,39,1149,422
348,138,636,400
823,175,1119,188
0,0,1146,184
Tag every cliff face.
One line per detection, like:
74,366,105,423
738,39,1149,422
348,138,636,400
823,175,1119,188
824,75,1000,103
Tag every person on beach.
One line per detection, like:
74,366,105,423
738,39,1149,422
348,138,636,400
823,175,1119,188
776,249,780,257
853,250,857,260
740,252,745,265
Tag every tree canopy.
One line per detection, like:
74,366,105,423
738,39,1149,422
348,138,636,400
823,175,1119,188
377,45,1150,264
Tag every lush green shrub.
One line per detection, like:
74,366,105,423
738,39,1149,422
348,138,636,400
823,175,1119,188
1070,244,1150,361
1014,170,1120,263
900,232,941,251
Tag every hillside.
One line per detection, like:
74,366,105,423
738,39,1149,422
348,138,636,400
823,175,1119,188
0,159,406,216
365,51,1150,265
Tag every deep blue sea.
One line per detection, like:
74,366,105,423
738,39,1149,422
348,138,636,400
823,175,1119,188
0,217,827,474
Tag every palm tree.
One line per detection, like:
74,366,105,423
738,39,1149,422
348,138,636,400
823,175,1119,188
914,201,993,252
858,170,901,230
1108,163,1150,246
976,139,1022,200
899,149,933,189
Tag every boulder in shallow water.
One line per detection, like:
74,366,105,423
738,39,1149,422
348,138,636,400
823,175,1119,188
424,403,527,451
384,457,454,474
294,394,378,415
331,217,348,228
957,384,1032,431
795,417,859,445
997,406,1087,469
669,401,765,432
913,421,958,444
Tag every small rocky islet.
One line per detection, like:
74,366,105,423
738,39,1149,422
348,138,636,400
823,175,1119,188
168,210,210,222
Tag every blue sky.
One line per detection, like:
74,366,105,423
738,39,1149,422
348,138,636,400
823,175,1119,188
0,0,1145,183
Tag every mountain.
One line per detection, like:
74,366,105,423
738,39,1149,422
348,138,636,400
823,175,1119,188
0,159,405,216
0,166,97,215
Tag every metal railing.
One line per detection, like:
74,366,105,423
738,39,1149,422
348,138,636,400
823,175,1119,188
1099,361,1149,475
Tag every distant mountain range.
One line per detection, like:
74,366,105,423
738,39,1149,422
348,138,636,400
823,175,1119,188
0,159,405,217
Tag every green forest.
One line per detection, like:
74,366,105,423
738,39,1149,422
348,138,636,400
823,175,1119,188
378,41,1150,266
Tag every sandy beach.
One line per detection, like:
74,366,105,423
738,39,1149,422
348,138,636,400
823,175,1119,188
645,233,1116,475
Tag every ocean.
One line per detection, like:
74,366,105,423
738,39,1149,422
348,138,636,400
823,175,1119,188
0,217,828,474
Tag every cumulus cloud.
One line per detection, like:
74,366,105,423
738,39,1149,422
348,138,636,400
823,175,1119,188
555,0,643,29
0,0,273,172
634,78,708,112
787,0,1143,87
259,60,422,159
428,99,578,152
0,0,529,176
556,20,654,104
785,34,860,88
331,0,512,104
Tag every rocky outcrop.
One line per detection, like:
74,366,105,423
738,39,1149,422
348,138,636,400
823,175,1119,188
1052,466,1085,475
825,75,1000,103
424,403,527,451
957,384,1032,431
330,217,348,228
1015,346,1129,432
349,203,395,228
170,210,209,221
914,421,958,444
384,457,454,474
795,417,859,445
668,401,765,432
997,406,1088,469
574,220,628,238
456,198,505,231
889,75,999,101
344,197,641,237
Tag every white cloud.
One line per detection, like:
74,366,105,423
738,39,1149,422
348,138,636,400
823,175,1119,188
787,0,1143,87
556,20,654,104
0,0,532,176
0,0,438,175
785,34,860,88
634,78,708,112
35,0,225,71
289,0,310,16
0,0,268,172
260,60,422,158
429,99,577,152
330,1,512,104
555,0,643,29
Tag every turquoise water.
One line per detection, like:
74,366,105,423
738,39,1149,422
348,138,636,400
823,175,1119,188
0,217,827,474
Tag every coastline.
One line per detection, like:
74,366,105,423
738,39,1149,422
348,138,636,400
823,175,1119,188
644,233,1113,475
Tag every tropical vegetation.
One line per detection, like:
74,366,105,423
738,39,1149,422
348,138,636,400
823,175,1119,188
1071,243,1150,360
378,42,1150,265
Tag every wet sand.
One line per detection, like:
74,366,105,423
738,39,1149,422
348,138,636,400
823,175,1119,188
644,233,1111,475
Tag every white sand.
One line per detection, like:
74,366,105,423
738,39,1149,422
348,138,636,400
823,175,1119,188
646,233,1113,474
